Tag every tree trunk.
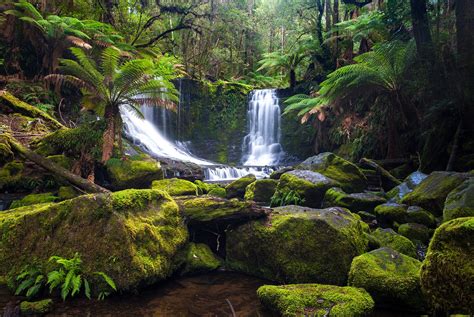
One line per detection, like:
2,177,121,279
456,0,474,108
289,68,296,89
7,136,109,193
101,103,117,163
409,0,434,63
446,120,462,171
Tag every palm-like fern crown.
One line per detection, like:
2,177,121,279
284,40,415,122
45,47,179,117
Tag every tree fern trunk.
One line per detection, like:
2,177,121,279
101,104,116,163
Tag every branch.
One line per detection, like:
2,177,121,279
136,22,200,48
342,0,373,8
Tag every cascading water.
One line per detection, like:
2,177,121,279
242,89,284,166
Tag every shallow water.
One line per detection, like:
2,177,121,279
1,271,420,317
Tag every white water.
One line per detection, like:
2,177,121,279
242,89,284,166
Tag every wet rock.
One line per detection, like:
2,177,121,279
348,247,425,312
269,166,294,180
387,171,427,203
371,228,417,257
398,223,431,244
323,187,387,212
152,178,198,196
299,152,367,192
178,243,221,276
421,217,474,314
406,206,437,228
443,178,474,222
225,174,256,199
257,284,374,317
106,155,163,190
374,203,408,226
244,179,278,204
226,206,368,285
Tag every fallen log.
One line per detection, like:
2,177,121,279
360,157,401,191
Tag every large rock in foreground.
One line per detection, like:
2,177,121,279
420,217,474,314
257,284,374,317
299,152,367,192
348,247,424,312
0,189,188,291
226,206,368,285
401,172,468,215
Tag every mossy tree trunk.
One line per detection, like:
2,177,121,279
102,103,118,163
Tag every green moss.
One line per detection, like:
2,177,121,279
194,180,211,194
401,172,468,215
406,206,437,228
298,152,368,192
398,223,431,244
443,178,474,222
348,247,424,311
371,228,417,257
273,170,338,208
244,179,278,204
420,217,474,314
179,243,221,276
207,187,226,198
106,155,163,190
10,192,58,209
20,299,53,315
178,196,255,222
226,206,368,285
46,154,73,170
57,186,79,200
257,284,374,317
323,187,387,212
151,178,198,196
0,189,188,292
374,203,408,226
225,174,256,199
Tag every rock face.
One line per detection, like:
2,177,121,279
443,178,474,222
226,206,368,285
348,247,424,312
0,189,188,291
299,152,367,192
420,217,474,314
401,172,468,215
323,187,387,212
106,155,164,190
371,228,417,258
178,243,221,276
273,170,338,208
244,179,278,204
151,178,198,196
225,174,256,199
257,284,374,317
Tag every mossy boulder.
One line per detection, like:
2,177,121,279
207,186,226,198
387,171,427,203
406,206,437,228
9,192,58,209
257,284,374,317
20,299,53,315
194,180,211,194
420,217,474,314
270,167,294,180
398,223,431,244
374,203,408,226
323,187,387,212
106,155,164,190
179,243,221,276
273,170,339,208
0,189,188,292
401,172,468,215
357,211,376,222
226,206,368,285
176,196,264,225
443,178,474,222
244,179,278,204
299,152,367,192
348,247,424,311
371,228,417,257
151,178,198,196
225,174,256,199
57,186,79,200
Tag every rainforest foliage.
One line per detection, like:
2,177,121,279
0,0,473,173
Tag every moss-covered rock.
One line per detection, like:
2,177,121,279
9,192,58,209
176,196,264,224
357,211,377,222
151,178,198,196
20,299,53,315
207,186,226,198
226,206,368,285
106,155,164,190
299,152,367,192
0,189,188,292
225,174,256,199
371,228,417,257
406,206,437,228
270,167,294,180
348,247,424,311
57,186,79,200
46,154,73,170
374,203,408,226
257,284,374,317
273,170,339,208
179,243,221,276
398,223,431,244
401,172,468,215
387,171,428,203
420,217,474,314
443,178,474,222
244,179,278,204
323,187,387,212
194,180,211,194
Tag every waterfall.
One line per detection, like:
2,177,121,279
242,89,284,166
